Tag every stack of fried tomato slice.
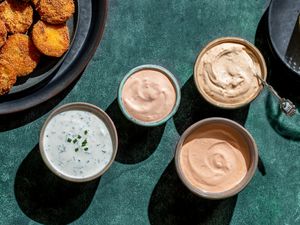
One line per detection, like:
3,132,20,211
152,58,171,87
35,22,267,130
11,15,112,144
0,0,75,95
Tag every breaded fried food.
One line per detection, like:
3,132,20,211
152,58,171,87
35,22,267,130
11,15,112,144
31,0,39,6
0,34,40,76
37,0,75,24
0,20,7,47
0,59,16,95
32,20,69,57
0,0,33,34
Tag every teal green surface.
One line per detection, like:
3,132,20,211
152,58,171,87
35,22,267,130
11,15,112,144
1,0,300,225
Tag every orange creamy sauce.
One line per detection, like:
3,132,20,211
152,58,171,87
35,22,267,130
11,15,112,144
179,124,250,193
122,69,176,123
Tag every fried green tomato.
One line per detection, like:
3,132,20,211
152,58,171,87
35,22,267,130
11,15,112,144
32,20,69,57
0,20,7,47
0,0,33,34
0,34,41,76
37,0,75,24
0,59,16,95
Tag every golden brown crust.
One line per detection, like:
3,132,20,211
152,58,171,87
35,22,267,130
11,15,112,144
0,34,41,77
31,0,39,7
0,59,17,95
37,0,75,24
0,0,33,34
32,20,69,57
0,20,7,47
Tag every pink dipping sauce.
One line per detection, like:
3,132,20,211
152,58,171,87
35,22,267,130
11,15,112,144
179,123,250,193
122,69,176,123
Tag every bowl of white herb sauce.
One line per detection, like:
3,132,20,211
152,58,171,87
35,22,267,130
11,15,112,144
39,102,118,182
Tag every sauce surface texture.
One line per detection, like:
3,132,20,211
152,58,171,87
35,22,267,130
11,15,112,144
43,110,113,179
196,42,262,107
122,69,176,123
179,123,250,193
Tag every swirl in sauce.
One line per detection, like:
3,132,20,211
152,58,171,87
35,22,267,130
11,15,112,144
196,42,263,107
179,123,250,193
122,69,176,123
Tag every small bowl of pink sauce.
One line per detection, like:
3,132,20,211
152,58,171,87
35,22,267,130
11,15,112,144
118,65,181,127
175,117,258,199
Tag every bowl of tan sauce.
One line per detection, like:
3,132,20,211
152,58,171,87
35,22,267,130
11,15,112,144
194,37,267,108
175,118,258,199
118,65,181,126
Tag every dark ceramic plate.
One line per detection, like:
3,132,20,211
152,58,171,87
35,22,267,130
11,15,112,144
0,0,107,114
268,0,300,75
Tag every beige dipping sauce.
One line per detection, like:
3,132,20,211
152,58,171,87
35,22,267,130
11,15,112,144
196,42,263,107
122,69,176,123
179,124,250,193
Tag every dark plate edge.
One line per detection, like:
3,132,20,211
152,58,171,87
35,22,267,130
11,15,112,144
267,0,300,76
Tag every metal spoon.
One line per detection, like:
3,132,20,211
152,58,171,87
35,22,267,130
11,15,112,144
255,74,296,116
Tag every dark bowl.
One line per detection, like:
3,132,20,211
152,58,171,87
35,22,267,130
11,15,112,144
268,0,300,76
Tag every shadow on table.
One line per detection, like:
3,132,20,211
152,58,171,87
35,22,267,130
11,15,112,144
148,160,237,225
106,99,166,164
255,9,300,141
14,144,100,225
258,156,266,176
173,76,249,135
0,71,83,132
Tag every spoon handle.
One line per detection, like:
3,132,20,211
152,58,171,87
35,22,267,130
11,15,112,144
255,74,281,101
254,73,296,116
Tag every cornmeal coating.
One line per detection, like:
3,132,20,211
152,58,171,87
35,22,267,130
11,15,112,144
32,20,69,57
31,0,39,7
0,0,33,34
37,0,75,24
0,20,7,47
0,59,17,95
0,34,41,77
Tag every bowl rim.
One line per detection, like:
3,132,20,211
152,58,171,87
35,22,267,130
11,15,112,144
193,37,268,109
118,64,181,127
175,117,258,199
39,102,118,183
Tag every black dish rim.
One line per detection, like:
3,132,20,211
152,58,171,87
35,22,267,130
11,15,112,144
268,0,300,76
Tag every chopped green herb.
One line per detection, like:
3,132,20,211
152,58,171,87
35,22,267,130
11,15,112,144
81,139,88,147
77,135,82,139
75,148,79,152
67,138,72,143
84,130,88,135
84,147,88,151
73,139,78,144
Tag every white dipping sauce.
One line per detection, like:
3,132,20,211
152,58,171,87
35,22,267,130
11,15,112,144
42,110,113,179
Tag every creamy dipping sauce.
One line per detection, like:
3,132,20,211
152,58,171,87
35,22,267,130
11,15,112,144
196,42,263,107
122,69,176,123
42,110,113,180
179,123,250,193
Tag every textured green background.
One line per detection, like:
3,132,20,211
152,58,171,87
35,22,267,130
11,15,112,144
1,0,300,224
